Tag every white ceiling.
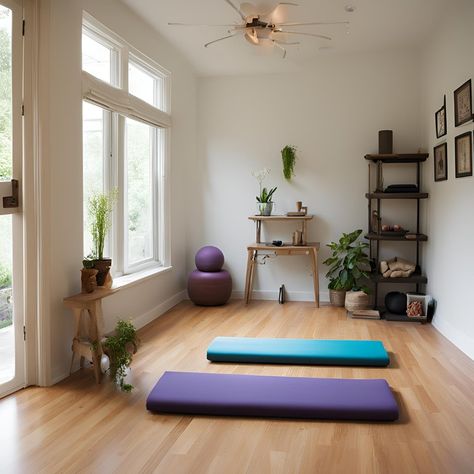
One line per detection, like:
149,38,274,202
121,0,450,76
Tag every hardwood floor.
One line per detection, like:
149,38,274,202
1,300,474,473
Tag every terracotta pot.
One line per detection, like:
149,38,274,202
345,290,370,312
94,258,112,287
81,268,98,293
329,289,346,307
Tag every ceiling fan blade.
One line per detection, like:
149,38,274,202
168,22,245,27
240,2,258,18
271,40,287,59
276,21,349,27
273,39,300,45
224,0,247,21
262,2,299,23
274,30,332,40
204,33,237,48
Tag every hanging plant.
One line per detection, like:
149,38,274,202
281,145,297,180
103,320,139,392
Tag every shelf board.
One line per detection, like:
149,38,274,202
364,153,429,163
248,215,313,221
365,233,428,242
366,192,429,200
380,310,427,323
370,273,428,284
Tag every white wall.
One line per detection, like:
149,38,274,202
38,0,197,383
193,50,423,302
420,0,474,359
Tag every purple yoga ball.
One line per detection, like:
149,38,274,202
195,246,224,272
188,270,232,306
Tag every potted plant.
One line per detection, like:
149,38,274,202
281,145,297,181
81,255,98,293
103,319,139,392
88,189,118,286
252,168,277,216
322,229,370,307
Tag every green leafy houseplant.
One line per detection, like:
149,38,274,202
323,229,370,303
281,145,297,180
252,168,277,216
88,189,118,260
103,320,139,392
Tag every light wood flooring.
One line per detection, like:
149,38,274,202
1,300,474,473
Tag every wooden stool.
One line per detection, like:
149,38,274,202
63,288,118,383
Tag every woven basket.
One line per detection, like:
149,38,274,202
345,291,370,312
329,289,346,307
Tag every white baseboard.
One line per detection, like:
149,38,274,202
432,317,474,361
231,289,330,303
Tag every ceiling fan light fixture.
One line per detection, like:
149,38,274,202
244,28,259,45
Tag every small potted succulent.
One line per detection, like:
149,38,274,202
252,168,277,216
88,189,118,286
323,229,370,307
81,255,98,293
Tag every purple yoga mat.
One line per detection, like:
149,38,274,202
146,371,399,421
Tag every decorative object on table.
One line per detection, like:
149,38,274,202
384,291,407,315
344,290,370,312
286,200,308,216
81,256,98,293
454,132,472,178
435,95,447,138
434,142,448,182
406,293,432,318
378,130,393,154
379,257,416,278
103,319,139,392
323,229,370,307
454,79,472,127
380,224,407,236
252,168,277,216
188,246,232,306
272,240,283,247
384,184,419,193
87,188,118,286
371,210,381,233
281,145,297,180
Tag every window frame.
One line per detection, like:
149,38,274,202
81,13,171,277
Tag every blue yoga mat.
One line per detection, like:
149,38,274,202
207,337,390,366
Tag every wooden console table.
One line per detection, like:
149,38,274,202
245,215,320,306
63,288,118,383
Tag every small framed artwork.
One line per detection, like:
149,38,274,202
435,95,447,138
434,142,448,182
455,132,472,178
454,79,472,127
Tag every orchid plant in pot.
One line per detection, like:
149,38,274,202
252,168,277,216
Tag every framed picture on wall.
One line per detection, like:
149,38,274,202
454,132,472,178
454,79,472,127
435,96,447,138
434,142,448,182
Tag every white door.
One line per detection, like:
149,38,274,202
0,0,24,398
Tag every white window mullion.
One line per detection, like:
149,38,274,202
115,114,126,276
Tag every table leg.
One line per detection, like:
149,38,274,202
244,249,253,304
247,250,257,304
310,248,320,307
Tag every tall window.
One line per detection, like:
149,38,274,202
82,15,170,275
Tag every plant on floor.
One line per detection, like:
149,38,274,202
103,319,139,392
281,145,297,181
323,229,370,305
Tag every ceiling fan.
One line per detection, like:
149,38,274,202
168,1,349,58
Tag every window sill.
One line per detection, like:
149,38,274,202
111,265,172,291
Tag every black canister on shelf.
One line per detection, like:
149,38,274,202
378,130,393,154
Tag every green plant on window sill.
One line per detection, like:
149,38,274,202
103,320,139,392
281,145,297,181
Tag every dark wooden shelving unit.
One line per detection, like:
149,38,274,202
364,153,429,323
365,233,428,242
